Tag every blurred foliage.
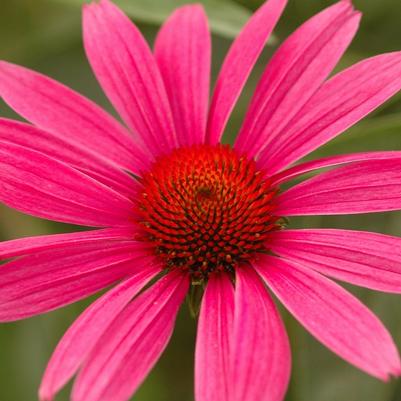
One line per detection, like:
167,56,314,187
53,0,253,39
1,0,401,400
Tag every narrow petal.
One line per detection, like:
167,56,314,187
0,241,154,321
271,151,401,185
155,5,211,146
195,273,234,401
83,0,178,156
0,61,148,173
235,0,360,157
230,267,291,401
72,270,189,401
261,51,401,174
206,0,287,144
0,228,135,260
39,265,160,401
256,256,401,380
0,119,139,198
276,159,401,216
0,141,135,227
269,229,401,293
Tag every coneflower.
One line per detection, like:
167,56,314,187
0,1,401,401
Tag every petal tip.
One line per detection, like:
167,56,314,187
84,0,109,13
83,0,101,7
379,368,400,383
390,357,401,379
171,3,207,18
38,387,53,401
82,1,97,14
381,362,401,381
99,0,117,10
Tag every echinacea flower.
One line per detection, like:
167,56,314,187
1,0,401,400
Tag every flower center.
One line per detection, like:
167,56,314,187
137,144,279,280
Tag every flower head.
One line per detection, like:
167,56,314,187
1,0,401,401
138,144,279,280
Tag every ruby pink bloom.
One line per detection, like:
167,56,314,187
1,0,401,400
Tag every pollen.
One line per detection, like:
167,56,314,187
137,144,279,280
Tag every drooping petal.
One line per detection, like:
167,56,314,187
155,5,211,146
230,267,291,401
235,0,360,158
0,61,148,173
269,229,401,293
39,264,160,401
72,270,189,401
260,51,401,174
271,151,401,185
276,158,401,216
0,228,135,260
0,141,135,227
83,0,178,156
256,256,401,380
206,0,287,145
195,273,234,401
0,119,139,198
0,241,154,321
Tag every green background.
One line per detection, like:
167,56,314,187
1,0,401,400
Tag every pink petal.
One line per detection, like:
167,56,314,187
39,264,160,401
83,0,178,156
230,267,291,401
235,0,360,158
0,241,154,321
269,229,401,293
0,118,139,198
276,158,401,216
256,256,401,380
0,141,136,227
155,5,211,146
195,273,234,401
0,228,135,260
0,61,148,173
271,151,401,185
206,0,287,145
72,270,189,401
261,51,401,174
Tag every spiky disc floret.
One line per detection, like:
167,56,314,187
137,144,279,280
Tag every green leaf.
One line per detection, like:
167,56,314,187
54,0,254,39
121,0,251,38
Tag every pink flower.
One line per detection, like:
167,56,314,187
1,0,401,400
